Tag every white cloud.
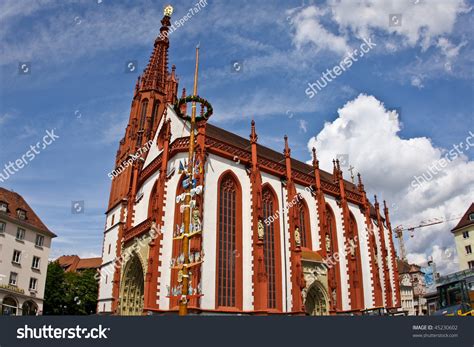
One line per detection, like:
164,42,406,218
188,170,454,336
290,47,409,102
289,1,470,54
0,113,13,125
289,6,349,55
411,75,424,88
307,93,474,275
437,37,468,60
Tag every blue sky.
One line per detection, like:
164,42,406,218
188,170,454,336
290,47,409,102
0,0,473,273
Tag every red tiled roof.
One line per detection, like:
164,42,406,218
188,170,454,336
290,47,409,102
56,255,101,272
451,202,474,232
0,187,55,237
56,255,80,271
76,257,102,270
397,259,410,274
301,249,324,262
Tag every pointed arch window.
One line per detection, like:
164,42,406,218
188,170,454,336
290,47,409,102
149,101,160,131
348,212,364,310
136,99,148,146
325,204,342,311
262,186,282,310
216,172,242,309
297,199,311,249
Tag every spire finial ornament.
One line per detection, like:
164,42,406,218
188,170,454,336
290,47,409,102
284,135,290,157
312,147,318,167
164,4,174,17
250,120,257,143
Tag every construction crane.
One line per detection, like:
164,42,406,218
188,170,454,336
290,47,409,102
394,214,463,261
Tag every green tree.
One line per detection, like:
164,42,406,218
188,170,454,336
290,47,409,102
43,261,66,315
43,262,98,315
63,269,98,315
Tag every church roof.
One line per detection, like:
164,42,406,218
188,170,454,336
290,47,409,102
451,202,474,232
0,187,55,237
206,123,362,196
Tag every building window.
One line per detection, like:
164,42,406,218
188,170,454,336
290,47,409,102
136,99,148,146
9,272,18,286
32,256,40,269
466,245,472,254
108,244,111,255
469,213,474,221
105,275,108,284
0,202,7,213
35,234,44,247
12,250,21,264
463,231,470,239
29,278,37,291
297,199,311,249
468,261,474,269
262,186,281,310
216,173,242,309
150,101,160,130
111,214,115,226
17,209,26,220
0,221,5,233
16,228,25,240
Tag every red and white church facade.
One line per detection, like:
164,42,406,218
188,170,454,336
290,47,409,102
97,9,400,316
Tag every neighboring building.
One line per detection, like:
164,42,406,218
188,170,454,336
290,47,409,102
97,8,401,315
424,288,439,315
397,259,428,315
56,255,101,273
0,187,56,315
451,203,474,271
399,278,415,315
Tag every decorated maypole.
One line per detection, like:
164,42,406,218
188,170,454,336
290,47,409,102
178,44,200,316
168,35,213,315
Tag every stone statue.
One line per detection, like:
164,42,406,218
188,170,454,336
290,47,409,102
294,227,301,247
325,234,331,252
349,239,356,257
257,219,264,240
192,209,202,233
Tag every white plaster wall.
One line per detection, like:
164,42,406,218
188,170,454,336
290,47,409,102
98,203,123,311
133,171,159,227
295,184,320,250
348,203,374,309
0,217,52,313
97,262,116,303
454,227,474,271
325,195,350,311
261,172,290,312
143,105,190,169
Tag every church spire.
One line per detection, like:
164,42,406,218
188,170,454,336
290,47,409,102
140,5,173,91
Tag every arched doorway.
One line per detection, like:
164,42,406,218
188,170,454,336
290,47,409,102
22,300,38,315
305,282,329,316
2,296,18,316
119,254,145,316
